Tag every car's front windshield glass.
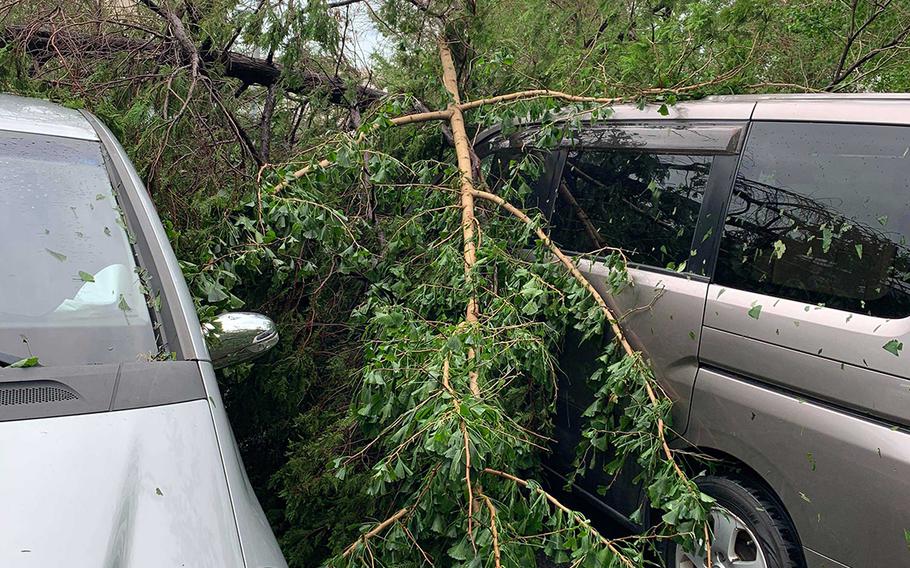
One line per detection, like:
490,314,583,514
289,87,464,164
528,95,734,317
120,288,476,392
0,130,158,366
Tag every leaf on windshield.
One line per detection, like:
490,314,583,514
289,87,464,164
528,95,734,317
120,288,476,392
78,271,95,283
772,240,786,259
95,193,107,200
118,294,131,312
747,304,762,320
45,248,67,262
9,357,39,368
821,224,833,253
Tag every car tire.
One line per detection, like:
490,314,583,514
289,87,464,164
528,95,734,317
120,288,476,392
662,474,805,568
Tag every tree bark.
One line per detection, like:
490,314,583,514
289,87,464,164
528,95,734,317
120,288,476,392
2,25,386,109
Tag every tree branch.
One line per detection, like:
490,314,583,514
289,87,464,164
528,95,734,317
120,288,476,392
2,25,387,109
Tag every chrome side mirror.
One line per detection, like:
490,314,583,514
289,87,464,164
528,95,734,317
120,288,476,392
202,312,279,369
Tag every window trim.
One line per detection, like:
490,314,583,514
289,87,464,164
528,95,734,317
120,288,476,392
89,124,191,360
549,121,747,277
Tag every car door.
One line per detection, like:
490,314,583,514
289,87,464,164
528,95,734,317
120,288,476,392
544,120,745,522
693,118,910,566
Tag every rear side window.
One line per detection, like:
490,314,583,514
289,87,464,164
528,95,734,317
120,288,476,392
715,121,910,318
549,149,712,271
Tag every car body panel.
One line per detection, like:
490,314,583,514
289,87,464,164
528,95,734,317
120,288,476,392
198,361,287,568
687,368,910,567
0,94,98,140
752,97,910,125
85,116,287,568
581,262,709,432
0,400,245,567
704,281,910,381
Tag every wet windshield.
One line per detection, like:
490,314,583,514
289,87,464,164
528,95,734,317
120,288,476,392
0,130,158,365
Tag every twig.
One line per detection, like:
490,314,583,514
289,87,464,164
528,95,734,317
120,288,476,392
342,507,410,557
482,468,634,568
477,488,501,568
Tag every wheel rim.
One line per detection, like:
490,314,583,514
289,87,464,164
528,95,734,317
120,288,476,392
674,507,768,568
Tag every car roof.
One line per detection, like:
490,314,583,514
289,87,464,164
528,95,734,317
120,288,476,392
0,94,98,141
476,92,910,146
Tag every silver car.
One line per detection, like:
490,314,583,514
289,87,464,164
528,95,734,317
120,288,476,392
478,94,910,568
0,94,287,567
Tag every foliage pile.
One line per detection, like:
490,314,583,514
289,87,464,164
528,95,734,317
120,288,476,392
4,1,910,565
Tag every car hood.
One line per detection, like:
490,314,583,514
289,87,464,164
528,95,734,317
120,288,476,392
0,399,245,568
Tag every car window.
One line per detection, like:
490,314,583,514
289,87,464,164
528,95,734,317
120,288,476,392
714,121,910,318
0,131,159,365
549,148,712,272
484,149,556,217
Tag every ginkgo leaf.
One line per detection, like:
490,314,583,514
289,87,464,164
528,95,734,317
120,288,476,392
748,305,762,319
883,339,903,357
9,356,39,368
772,240,786,259
45,248,67,262
78,271,95,283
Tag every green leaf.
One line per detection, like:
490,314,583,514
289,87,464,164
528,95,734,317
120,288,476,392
821,224,833,253
883,339,903,357
772,240,786,259
854,243,863,259
9,356,39,368
45,248,67,262
78,271,95,283
118,294,131,312
747,305,762,320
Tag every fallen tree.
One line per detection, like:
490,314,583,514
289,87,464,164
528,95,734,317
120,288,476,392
6,1,910,566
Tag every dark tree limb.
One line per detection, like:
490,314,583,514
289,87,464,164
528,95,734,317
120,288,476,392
2,25,387,109
826,0,909,91
259,82,279,162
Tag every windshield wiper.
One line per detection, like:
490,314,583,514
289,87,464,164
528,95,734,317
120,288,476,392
0,351,41,368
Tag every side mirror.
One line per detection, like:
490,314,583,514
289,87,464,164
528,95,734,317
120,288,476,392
202,312,279,369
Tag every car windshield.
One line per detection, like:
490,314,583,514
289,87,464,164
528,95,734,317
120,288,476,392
0,130,158,366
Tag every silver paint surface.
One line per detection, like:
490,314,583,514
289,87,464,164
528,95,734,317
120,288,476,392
0,400,245,567
579,260,708,432
687,369,910,567
0,94,98,140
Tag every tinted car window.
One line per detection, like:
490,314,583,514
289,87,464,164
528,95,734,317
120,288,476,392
549,149,712,271
485,150,555,216
0,131,158,365
715,121,910,318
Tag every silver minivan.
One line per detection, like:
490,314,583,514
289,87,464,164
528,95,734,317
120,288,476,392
478,94,910,568
0,94,287,567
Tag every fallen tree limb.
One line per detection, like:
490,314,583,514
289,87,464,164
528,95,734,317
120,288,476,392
483,468,634,568
1,25,386,108
342,507,410,558
469,188,688,483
